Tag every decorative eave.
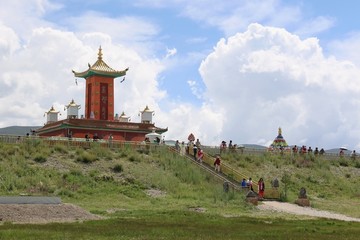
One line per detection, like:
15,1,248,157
72,46,129,79
36,119,168,135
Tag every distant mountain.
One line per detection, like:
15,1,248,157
325,148,352,155
239,144,267,150
0,126,41,136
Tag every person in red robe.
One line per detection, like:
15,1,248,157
258,178,265,199
214,156,221,172
197,148,204,163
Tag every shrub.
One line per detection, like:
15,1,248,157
89,170,99,178
244,156,252,162
95,174,114,182
295,158,313,168
57,189,74,197
113,164,123,173
33,155,47,163
339,159,349,167
128,155,141,163
90,145,112,159
118,151,128,158
355,161,360,168
53,144,68,154
76,151,97,163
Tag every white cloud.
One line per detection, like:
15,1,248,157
133,0,331,39
198,23,360,148
165,47,177,58
65,12,160,46
0,0,61,39
186,80,202,99
295,16,336,37
156,102,225,145
0,23,21,59
328,32,360,67
137,0,302,36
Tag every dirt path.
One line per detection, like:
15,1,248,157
0,203,103,224
257,201,360,222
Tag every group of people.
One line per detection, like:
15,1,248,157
241,177,265,199
174,140,187,156
292,145,325,155
175,138,267,199
174,138,203,160
174,138,220,170
220,140,238,153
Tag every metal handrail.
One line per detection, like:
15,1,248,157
167,147,242,191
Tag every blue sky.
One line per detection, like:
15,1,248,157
2,0,360,150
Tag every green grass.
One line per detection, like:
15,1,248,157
0,140,359,239
0,211,359,240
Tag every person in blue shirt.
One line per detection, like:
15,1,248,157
241,178,247,188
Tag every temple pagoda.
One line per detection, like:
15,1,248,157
269,127,289,150
36,47,167,141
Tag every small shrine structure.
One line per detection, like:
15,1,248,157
36,47,167,141
269,127,289,150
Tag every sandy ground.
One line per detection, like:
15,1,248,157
0,203,102,224
257,201,360,222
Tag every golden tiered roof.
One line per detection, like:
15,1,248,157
46,106,59,114
66,99,80,107
141,105,154,113
72,46,129,78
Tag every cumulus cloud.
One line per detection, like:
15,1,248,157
0,27,166,130
199,23,360,148
2,1,360,151
328,32,360,67
0,0,60,38
0,23,21,59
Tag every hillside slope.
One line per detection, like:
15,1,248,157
0,140,359,220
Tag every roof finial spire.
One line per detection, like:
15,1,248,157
98,46,103,60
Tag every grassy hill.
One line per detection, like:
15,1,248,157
0,126,41,136
0,140,251,216
0,139,359,239
220,151,360,217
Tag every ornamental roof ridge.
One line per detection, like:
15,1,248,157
72,46,129,78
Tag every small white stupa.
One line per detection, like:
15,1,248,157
119,111,130,122
45,106,60,124
65,99,81,119
140,105,154,124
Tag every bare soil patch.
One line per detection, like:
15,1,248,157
0,203,102,224
258,201,360,222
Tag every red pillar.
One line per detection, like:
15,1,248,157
85,75,114,120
